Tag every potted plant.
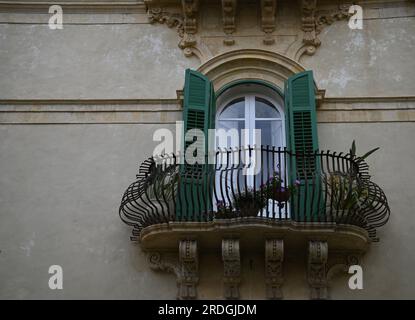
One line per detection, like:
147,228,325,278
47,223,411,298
233,189,267,217
261,171,301,203
325,140,380,222
215,200,234,219
146,165,179,218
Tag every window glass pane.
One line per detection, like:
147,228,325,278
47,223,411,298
255,120,283,147
217,120,245,148
255,97,280,118
254,120,283,188
220,98,245,119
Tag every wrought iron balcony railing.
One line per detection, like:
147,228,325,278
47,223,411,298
119,146,390,242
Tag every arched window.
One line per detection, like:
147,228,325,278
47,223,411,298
214,83,286,197
216,83,285,150
180,69,319,219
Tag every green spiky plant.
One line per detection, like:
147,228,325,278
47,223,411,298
326,140,379,215
146,165,179,202
349,140,380,161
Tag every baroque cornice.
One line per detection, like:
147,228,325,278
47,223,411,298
145,1,358,62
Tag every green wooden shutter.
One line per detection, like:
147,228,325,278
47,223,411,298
285,71,322,221
177,69,215,221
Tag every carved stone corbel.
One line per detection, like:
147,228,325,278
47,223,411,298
307,240,328,300
179,0,199,55
222,238,241,299
221,0,237,46
265,239,284,299
261,0,277,45
300,0,320,55
178,239,199,299
147,240,199,300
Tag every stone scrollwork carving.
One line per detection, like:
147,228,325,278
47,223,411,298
148,251,178,274
306,244,364,300
147,239,199,300
307,240,328,300
300,0,320,56
221,0,237,46
146,1,199,58
180,0,199,56
261,0,277,45
147,1,353,60
178,239,199,299
301,1,353,56
148,8,184,37
327,252,361,284
315,5,353,34
222,238,241,299
265,239,284,299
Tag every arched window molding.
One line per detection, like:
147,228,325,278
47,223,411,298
196,49,325,105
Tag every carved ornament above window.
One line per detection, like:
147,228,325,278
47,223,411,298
145,0,352,62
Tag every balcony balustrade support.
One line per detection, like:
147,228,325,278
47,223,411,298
265,239,284,299
120,146,390,299
307,240,328,300
222,238,241,299
178,239,199,299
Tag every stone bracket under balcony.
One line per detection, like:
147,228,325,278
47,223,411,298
142,219,366,300
119,148,390,299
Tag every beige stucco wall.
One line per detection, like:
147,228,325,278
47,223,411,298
0,1,415,299
301,17,415,97
0,23,198,99
1,1,414,99
0,124,178,299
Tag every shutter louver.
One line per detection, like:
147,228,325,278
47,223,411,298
177,69,215,221
293,111,315,179
285,71,322,221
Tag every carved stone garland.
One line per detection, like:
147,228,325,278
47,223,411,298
265,239,284,299
222,239,241,299
307,240,328,300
